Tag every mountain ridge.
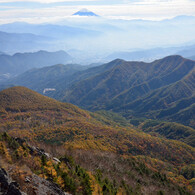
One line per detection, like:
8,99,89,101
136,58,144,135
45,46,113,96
62,55,195,127
0,50,72,77
2,55,195,127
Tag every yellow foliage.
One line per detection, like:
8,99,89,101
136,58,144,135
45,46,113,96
32,157,42,170
0,141,12,163
88,172,102,195
187,185,192,192
17,146,25,158
57,176,64,188
44,160,57,180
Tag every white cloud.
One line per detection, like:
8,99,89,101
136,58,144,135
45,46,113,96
0,0,194,23
0,0,96,2
0,0,194,3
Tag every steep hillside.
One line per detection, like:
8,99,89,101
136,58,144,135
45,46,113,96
1,132,192,195
0,132,94,195
0,87,194,194
139,120,195,147
0,50,72,76
167,103,195,127
61,56,195,127
64,55,194,106
115,70,195,126
0,87,89,117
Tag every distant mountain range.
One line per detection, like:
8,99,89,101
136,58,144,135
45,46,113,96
105,44,195,62
190,55,195,60
0,50,72,78
0,31,51,54
0,22,101,39
3,55,195,128
0,15,194,62
176,44,195,59
0,22,101,55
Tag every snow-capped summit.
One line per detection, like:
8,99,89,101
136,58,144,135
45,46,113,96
73,9,99,17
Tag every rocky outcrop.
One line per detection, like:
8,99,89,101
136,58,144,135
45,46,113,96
0,166,71,195
0,168,22,195
1,136,69,195
30,174,70,195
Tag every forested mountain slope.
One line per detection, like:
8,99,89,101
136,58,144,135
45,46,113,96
62,55,195,127
2,55,195,127
0,86,194,194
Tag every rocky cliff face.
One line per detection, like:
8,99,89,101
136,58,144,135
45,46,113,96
0,135,71,195
0,166,71,195
0,168,22,195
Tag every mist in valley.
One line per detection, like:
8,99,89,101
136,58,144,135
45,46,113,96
0,14,195,64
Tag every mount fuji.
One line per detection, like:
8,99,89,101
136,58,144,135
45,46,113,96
73,8,99,17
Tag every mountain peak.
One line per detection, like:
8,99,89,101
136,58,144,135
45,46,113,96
73,9,99,17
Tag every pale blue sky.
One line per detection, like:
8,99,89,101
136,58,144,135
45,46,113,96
0,0,195,23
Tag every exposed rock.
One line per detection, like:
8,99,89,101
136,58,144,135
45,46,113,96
24,177,31,183
6,182,21,195
2,138,71,195
53,157,61,163
0,168,22,195
44,153,50,158
35,147,45,156
0,168,9,192
31,174,71,195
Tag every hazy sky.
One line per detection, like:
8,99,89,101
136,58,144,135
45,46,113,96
0,0,195,23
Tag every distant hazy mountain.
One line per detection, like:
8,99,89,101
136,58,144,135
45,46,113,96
0,31,51,53
0,50,72,76
105,48,178,62
0,15,195,62
73,8,99,17
189,55,195,60
0,22,100,39
105,44,195,62
0,23,101,55
176,44,195,58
